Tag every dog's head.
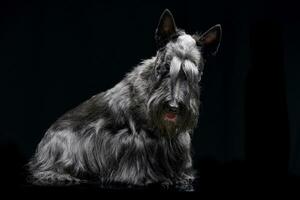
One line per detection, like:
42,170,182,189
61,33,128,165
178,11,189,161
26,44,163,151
147,9,222,136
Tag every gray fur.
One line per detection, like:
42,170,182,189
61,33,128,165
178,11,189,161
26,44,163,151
27,9,221,187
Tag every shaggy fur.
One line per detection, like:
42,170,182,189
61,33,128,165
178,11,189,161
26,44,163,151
27,9,221,187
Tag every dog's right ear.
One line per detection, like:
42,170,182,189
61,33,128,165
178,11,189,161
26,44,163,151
155,9,177,49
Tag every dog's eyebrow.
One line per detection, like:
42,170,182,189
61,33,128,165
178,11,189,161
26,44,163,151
182,59,199,83
169,56,182,80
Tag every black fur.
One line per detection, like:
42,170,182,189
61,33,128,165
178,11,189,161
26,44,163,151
27,9,221,188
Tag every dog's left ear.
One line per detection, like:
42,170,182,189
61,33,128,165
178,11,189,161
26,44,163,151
155,9,177,49
197,24,222,56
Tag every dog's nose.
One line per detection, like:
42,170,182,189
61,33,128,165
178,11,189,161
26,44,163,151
167,101,179,112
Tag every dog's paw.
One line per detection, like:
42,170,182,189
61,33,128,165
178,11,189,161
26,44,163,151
160,180,173,190
174,176,194,192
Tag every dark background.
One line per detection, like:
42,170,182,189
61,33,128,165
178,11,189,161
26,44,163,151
1,0,300,194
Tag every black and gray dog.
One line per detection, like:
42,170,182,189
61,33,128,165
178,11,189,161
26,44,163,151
28,9,221,187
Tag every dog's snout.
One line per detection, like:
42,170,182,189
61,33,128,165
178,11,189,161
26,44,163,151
167,101,179,112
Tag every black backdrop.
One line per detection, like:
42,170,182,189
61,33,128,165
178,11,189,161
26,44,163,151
1,0,300,193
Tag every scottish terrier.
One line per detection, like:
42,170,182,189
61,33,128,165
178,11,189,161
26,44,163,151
28,9,221,188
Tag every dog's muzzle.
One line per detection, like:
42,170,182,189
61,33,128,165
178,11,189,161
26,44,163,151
163,101,180,122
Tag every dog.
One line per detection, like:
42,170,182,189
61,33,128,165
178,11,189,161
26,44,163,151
28,9,221,188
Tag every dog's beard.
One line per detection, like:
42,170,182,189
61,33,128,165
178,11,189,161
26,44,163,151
148,100,193,137
158,112,178,136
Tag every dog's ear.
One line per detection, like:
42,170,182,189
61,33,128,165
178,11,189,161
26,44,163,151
197,24,222,57
155,9,177,49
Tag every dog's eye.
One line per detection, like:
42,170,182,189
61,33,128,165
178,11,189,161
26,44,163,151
155,62,171,79
165,63,170,70
162,64,170,77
